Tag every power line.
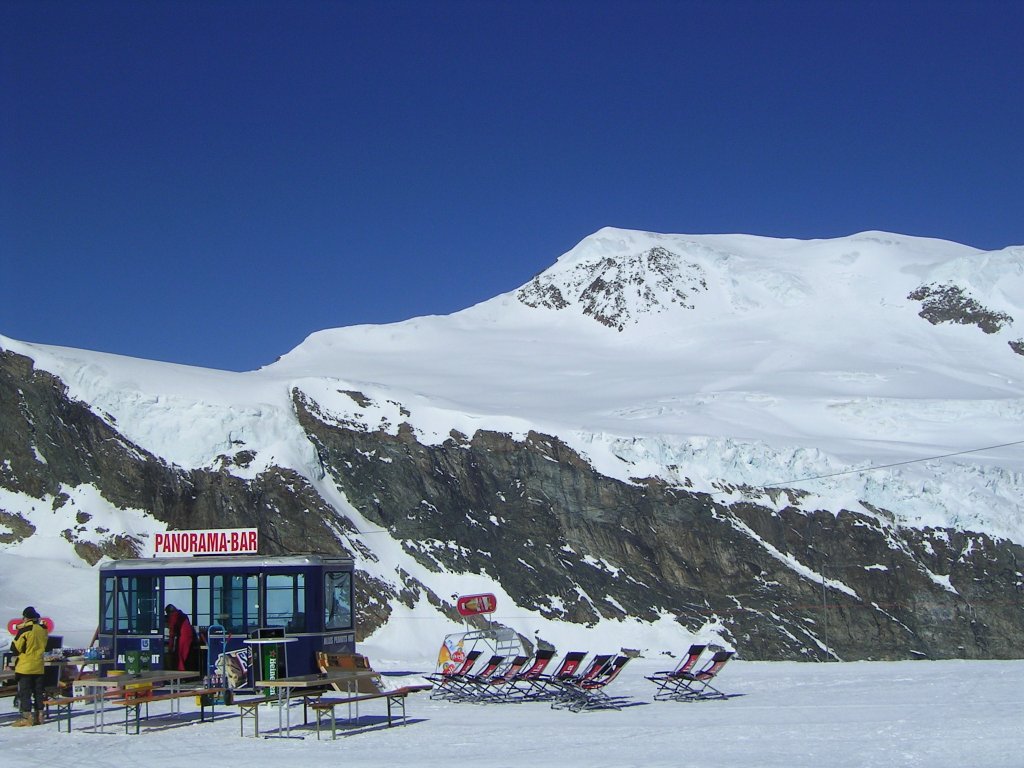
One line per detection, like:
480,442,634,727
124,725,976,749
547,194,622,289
344,438,1024,533
745,438,1024,493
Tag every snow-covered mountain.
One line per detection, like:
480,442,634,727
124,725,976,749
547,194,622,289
2,228,1023,659
261,227,1024,536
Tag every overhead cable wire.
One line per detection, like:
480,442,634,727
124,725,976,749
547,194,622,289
347,438,1024,532
721,438,1024,494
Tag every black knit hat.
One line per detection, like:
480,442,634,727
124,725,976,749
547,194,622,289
22,606,40,620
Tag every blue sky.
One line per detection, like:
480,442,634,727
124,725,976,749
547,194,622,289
2,0,1022,371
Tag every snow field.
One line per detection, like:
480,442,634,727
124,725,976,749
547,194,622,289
2,657,1020,768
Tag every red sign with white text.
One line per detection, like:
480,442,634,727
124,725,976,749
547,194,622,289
456,594,497,617
7,617,55,636
153,528,258,557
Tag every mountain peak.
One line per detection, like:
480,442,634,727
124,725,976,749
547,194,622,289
515,235,709,330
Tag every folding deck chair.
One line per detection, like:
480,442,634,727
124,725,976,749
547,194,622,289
549,653,614,706
515,651,588,701
461,655,530,703
565,655,631,712
655,650,735,701
436,654,505,702
498,649,556,702
646,644,707,700
427,649,482,699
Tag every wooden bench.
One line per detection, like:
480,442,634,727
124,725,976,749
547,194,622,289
112,687,227,734
233,685,333,737
45,691,120,733
232,694,275,738
307,685,432,740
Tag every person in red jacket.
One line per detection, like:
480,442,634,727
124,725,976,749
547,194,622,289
164,604,195,671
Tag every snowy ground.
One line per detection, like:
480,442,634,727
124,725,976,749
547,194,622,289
4,657,1021,768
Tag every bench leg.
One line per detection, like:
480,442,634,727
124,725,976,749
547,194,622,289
313,705,333,740
385,695,407,726
124,702,142,735
238,703,260,738
54,703,72,733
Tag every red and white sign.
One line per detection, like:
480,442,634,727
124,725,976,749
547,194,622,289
456,593,497,617
153,528,258,557
7,617,55,636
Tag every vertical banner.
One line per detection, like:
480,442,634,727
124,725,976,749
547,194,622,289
437,637,467,674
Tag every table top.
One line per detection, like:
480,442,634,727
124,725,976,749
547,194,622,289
44,656,115,666
62,656,116,665
77,670,200,689
255,669,379,689
242,637,298,645
0,669,15,682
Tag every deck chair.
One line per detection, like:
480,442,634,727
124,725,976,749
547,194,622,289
550,654,613,708
660,650,735,701
437,654,505,701
517,651,587,701
426,649,482,699
463,655,529,703
499,649,556,701
646,644,707,700
567,655,631,712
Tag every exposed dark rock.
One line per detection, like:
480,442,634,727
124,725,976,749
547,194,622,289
516,247,707,330
293,389,1024,660
908,284,1013,334
0,510,35,544
0,350,360,619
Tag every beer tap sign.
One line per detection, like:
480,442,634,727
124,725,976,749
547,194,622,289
456,593,497,617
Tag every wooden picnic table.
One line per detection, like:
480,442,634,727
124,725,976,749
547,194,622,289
252,670,381,738
76,670,200,731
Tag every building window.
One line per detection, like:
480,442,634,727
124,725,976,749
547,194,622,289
100,576,116,633
163,574,193,619
266,573,306,632
114,575,160,634
211,574,258,633
324,571,352,630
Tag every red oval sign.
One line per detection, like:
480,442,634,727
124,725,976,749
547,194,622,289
456,593,497,617
6,617,55,635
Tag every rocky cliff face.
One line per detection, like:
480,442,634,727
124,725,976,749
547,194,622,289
294,389,1024,660
0,349,353,564
5,346,1021,661
516,245,709,330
